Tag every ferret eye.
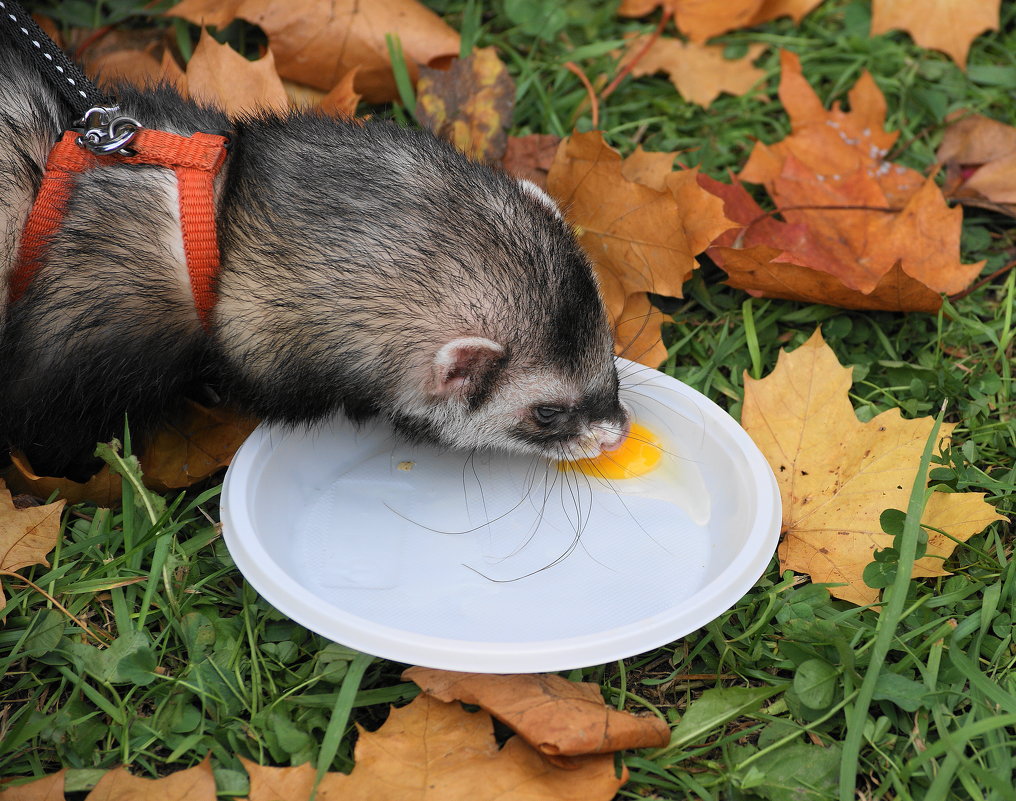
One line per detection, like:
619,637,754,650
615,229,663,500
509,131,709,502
533,406,567,426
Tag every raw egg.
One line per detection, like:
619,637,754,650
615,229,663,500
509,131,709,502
564,423,663,479
559,421,711,524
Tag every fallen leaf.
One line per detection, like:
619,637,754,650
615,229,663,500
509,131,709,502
615,293,669,367
73,27,173,90
618,0,764,43
244,694,626,800
871,0,1000,68
741,329,1006,606
0,480,64,610
404,669,670,756
937,112,1016,217
705,162,982,310
705,51,984,309
546,131,735,365
183,29,288,116
619,36,766,108
140,401,259,491
167,0,460,104
502,134,561,189
740,51,923,208
0,770,65,801
747,0,825,26
416,47,515,162
84,757,215,801
1,451,122,507
320,68,362,118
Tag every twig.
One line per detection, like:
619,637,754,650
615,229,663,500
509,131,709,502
601,8,673,101
564,61,599,129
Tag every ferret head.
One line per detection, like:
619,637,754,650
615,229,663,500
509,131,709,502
386,176,631,463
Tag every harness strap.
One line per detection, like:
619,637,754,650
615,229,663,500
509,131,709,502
10,128,229,331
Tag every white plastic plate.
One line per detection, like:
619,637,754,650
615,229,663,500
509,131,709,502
221,360,781,673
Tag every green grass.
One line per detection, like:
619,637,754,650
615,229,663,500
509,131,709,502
3,1,1015,798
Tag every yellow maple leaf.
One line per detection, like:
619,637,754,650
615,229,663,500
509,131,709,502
0,481,64,610
741,329,1005,606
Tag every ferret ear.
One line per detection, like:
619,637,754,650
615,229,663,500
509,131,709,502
429,337,506,399
517,178,563,218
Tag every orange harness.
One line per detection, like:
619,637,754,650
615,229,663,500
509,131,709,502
9,128,230,331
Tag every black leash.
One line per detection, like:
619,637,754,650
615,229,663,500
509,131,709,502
0,0,141,154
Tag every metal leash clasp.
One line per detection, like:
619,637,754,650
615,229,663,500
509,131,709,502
74,106,141,156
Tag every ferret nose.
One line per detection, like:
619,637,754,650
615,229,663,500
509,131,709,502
596,419,630,454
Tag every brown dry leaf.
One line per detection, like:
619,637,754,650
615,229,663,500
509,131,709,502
748,0,825,26
620,36,766,108
416,47,515,162
741,329,1006,606
73,28,173,90
405,669,670,756
245,694,626,800
546,131,735,365
937,113,1016,217
140,401,260,491
84,757,215,801
0,770,65,801
167,0,460,104
502,134,561,189
615,293,669,367
183,29,288,117
871,0,1000,68
0,480,64,610
1,452,122,507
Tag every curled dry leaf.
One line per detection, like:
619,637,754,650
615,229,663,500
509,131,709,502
183,29,288,117
0,480,64,610
404,668,671,756
416,47,515,162
546,131,735,366
741,329,1006,607
618,0,822,42
244,694,626,801
83,757,216,801
871,0,1000,68
167,0,460,104
706,51,984,310
937,112,1016,217
619,35,766,108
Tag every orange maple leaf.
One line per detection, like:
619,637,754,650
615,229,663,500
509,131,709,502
741,330,1006,606
705,51,984,310
546,132,735,366
871,0,1000,68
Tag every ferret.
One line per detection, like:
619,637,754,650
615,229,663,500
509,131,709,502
0,28,630,481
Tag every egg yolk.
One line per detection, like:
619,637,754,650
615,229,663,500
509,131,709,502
560,423,663,479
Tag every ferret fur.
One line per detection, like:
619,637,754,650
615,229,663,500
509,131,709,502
0,30,628,479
